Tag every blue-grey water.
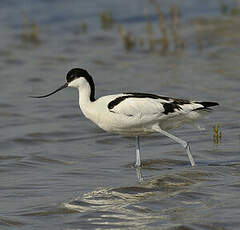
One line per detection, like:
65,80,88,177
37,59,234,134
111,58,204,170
1,0,240,229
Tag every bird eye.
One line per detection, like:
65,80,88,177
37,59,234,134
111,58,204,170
67,75,77,83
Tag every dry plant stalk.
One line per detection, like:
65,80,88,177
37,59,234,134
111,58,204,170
170,5,184,50
117,24,136,51
80,22,88,33
213,124,222,144
100,11,114,30
22,12,40,44
149,0,168,52
144,8,155,50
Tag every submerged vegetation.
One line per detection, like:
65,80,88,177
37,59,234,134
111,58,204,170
20,0,239,54
116,0,184,52
65,1,185,53
19,0,240,54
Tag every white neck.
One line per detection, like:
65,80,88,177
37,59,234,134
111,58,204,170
68,77,96,121
78,84,92,106
77,85,95,121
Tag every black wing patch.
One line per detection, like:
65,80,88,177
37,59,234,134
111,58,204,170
124,92,171,100
107,92,191,113
193,101,219,111
162,102,182,114
108,92,171,110
125,92,191,105
108,92,219,115
197,102,219,108
108,96,125,110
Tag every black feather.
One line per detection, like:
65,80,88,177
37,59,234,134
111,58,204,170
197,102,219,108
108,92,190,110
66,68,95,101
162,102,182,115
193,102,219,111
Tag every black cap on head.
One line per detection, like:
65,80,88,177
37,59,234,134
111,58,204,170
66,68,95,102
66,68,91,83
30,68,95,101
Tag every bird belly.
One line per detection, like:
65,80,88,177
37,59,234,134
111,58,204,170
86,105,205,136
96,112,158,136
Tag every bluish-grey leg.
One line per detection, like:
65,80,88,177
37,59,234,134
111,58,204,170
135,136,141,167
153,126,195,167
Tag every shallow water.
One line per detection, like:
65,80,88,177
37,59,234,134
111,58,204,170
1,0,240,229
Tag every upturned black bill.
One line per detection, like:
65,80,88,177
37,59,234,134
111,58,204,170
30,82,68,98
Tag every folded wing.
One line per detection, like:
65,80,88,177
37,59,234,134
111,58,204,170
108,93,218,119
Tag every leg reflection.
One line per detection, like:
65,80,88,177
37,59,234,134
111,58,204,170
136,167,144,182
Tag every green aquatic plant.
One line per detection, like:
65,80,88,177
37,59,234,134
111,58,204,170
219,0,240,15
213,124,222,144
219,1,229,14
